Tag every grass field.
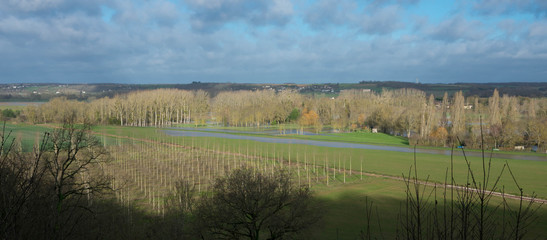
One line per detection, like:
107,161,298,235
1,123,51,152
281,131,409,146
6,123,547,199
314,178,547,239
168,127,409,146
4,123,547,238
85,125,547,199
0,105,25,111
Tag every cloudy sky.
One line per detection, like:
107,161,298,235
0,0,546,84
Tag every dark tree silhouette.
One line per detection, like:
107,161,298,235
0,118,111,240
195,168,321,240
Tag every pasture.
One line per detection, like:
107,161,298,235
3,123,547,238
89,126,547,198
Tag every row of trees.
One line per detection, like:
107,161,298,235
212,89,302,127
15,88,547,151
23,89,210,127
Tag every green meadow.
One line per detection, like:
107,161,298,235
4,123,547,238
314,178,547,239
279,131,409,146
6,124,547,198
86,125,547,199
0,105,25,111
1,123,51,152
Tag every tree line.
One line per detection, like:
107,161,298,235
13,88,547,151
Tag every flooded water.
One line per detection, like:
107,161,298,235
170,127,325,135
163,129,547,161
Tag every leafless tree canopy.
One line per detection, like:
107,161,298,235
195,168,321,240
0,119,111,240
18,88,547,151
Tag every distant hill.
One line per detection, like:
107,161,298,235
1,81,546,101
349,81,547,98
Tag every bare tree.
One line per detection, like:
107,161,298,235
195,168,321,240
0,123,49,239
489,89,502,127
45,117,111,239
451,91,466,138
1,117,112,239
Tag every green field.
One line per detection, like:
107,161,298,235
167,126,409,146
1,123,51,152
80,125,547,198
0,105,25,111
314,178,547,239
281,131,409,146
4,123,547,238
7,123,547,199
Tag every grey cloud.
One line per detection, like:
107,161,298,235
183,0,293,33
368,0,419,9
528,20,547,38
0,0,546,84
427,16,487,42
149,1,180,27
359,5,403,35
473,0,547,18
109,0,180,28
0,13,106,46
304,0,357,29
0,0,105,17
497,19,520,37
496,19,534,41
303,0,413,33
1,0,65,12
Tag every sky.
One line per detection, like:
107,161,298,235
0,0,546,84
